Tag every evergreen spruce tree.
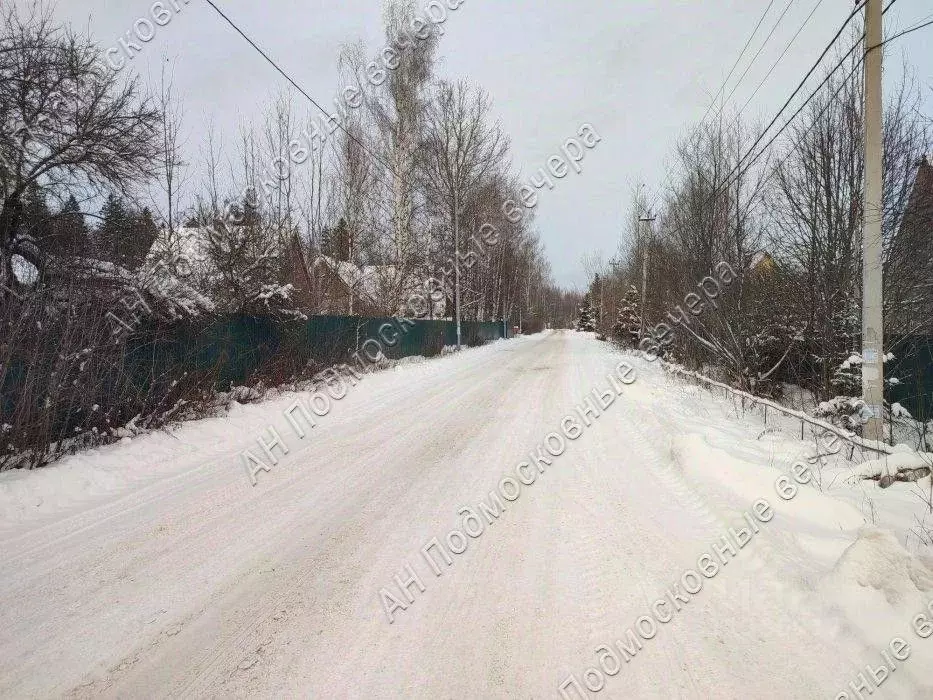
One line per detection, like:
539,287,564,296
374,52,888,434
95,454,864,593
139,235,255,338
828,304,862,396
576,293,596,332
95,196,158,269
613,285,641,346
97,193,127,263
21,182,52,242
589,273,603,328
126,207,159,269
50,195,90,257
323,217,351,261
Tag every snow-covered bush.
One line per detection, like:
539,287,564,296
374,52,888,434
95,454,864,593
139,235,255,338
831,351,899,395
813,396,931,449
0,282,218,470
813,396,871,432
242,283,307,322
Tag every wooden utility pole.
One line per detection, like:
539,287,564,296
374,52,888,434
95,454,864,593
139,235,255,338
861,0,884,441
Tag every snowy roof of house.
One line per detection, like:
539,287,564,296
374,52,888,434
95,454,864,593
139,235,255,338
11,254,38,285
747,250,775,271
138,227,225,316
313,255,449,314
136,259,215,317
32,250,214,318
900,155,933,234
316,255,447,294
314,255,382,306
147,227,214,270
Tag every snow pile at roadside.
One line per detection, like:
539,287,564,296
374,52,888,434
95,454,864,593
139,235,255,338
622,349,933,689
816,525,933,691
0,335,526,529
0,430,198,527
632,351,933,547
670,433,866,533
821,528,933,609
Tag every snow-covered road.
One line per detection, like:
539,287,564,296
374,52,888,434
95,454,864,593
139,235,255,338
2,331,931,698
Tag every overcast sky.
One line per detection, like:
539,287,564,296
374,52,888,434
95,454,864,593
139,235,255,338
49,0,933,288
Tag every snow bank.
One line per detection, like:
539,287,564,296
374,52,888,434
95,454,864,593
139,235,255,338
0,334,533,528
822,528,933,608
660,360,896,456
0,430,193,526
671,433,866,533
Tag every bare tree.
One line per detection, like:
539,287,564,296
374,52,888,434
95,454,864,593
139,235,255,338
768,53,931,398
151,59,187,247
262,93,297,237
371,0,437,266
0,1,162,292
650,118,784,390
420,80,509,334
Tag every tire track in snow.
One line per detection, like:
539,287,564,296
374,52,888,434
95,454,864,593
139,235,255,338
609,357,895,695
40,338,552,698
148,335,558,698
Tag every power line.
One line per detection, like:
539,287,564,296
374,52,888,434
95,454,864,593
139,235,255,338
736,0,826,120
717,0,799,115
883,16,933,44
201,0,449,250
637,3,871,287
697,0,778,128
649,0,808,217
661,0,917,276
742,0,911,271
727,0,900,189
722,0,867,189
637,0,919,297
747,40,864,219
201,0,402,183
731,37,862,184
650,2,865,226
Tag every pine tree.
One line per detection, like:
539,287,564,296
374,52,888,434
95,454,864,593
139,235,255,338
123,207,159,269
613,285,641,346
21,182,51,242
323,217,351,261
97,193,127,263
576,293,596,332
828,304,862,397
39,195,91,258
96,196,158,269
589,273,603,328
831,352,862,395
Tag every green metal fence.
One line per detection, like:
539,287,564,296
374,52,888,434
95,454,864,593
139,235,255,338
889,335,933,422
124,314,511,392
0,313,510,462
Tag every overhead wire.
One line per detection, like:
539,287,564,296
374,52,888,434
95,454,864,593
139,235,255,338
202,0,440,241
716,0,800,116
662,0,916,281
723,0,898,192
735,0,827,121
202,0,400,180
696,0,779,129
646,1,867,237
648,0,812,216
